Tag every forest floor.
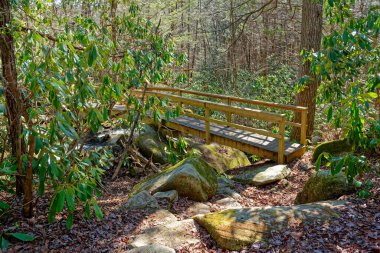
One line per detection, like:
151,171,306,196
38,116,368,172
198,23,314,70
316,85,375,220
1,151,379,253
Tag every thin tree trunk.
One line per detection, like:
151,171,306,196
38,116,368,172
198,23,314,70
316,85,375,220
291,0,323,141
23,134,35,217
0,0,25,196
229,0,237,89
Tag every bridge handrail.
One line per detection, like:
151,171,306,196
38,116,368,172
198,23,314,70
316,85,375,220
144,87,308,112
134,90,286,123
140,87,308,147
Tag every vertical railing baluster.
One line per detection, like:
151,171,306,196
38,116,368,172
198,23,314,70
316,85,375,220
205,105,210,144
278,116,285,164
300,109,307,145
226,97,232,123
178,90,183,109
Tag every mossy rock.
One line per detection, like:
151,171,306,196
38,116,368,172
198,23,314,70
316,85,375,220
192,143,251,174
312,139,353,161
194,201,346,251
131,157,218,202
135,125,168,164
295,170,355,204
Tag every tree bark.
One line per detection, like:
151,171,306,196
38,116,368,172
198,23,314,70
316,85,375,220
23,134,35,217
229,0,237,89
0,0,25,196
292,0,323,141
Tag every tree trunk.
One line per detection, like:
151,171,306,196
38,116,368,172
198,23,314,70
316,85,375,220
23,134,35,217
229,0,237,89
0,0,25,196
291,0,323,141
110,0,117,46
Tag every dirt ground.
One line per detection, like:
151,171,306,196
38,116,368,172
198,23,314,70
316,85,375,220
1,151,379,252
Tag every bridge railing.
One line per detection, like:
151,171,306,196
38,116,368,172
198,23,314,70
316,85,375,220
132,87,308,164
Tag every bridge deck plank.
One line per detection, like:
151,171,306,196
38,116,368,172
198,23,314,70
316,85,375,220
170,116,303,156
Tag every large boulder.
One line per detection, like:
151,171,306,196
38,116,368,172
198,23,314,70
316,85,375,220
192,143,251,174
194,201,346,251
312,139,353,161
231,164,290,186
131,157,218,202
136,125,168,164
295,170,355,204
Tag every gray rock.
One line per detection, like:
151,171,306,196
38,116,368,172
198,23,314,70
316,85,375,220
217,176,241,199
300,162,314,171
295,170,356,204
146,209,177,226
125,191,159,210
232,164,291,186
129,219,200,249
127,244,175,253
153,190,178,203
131,157,218,202
187,202,211,216
312,135,321,144
217,176,234,189
214,197,242,209
217,187,241,199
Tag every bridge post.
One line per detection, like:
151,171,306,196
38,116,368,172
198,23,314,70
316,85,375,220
205,107,211,144
300,109,307,145
278,117,286,164
226,98,232,122
178,90,183,108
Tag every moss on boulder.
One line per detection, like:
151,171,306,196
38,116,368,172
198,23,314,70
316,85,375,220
193,143,251,174
135,125,168,164
193,201,346,251
295,170,355,204
131,157,218,202
312,139,353,161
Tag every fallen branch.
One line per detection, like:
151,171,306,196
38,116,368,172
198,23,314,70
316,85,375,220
111,81,149,179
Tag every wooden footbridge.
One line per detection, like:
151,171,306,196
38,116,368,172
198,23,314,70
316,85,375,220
131,87,308,164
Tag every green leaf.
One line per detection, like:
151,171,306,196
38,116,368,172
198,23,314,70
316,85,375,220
56,191,65,213
0,201,10,210
327,106,333,122
88,45,98,67
93,201,103,221
315,152,329,171
365,92,378,99
48,193,58,223
1,237,9,250
85,201,91,219
65,189,75,212
34,136,43,154
56,113,79,139
0,104,6,114
66,213,74,230
331,157,344,175
9,233,35,242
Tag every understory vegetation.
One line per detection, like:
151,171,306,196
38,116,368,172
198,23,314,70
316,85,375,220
0,0,379,252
